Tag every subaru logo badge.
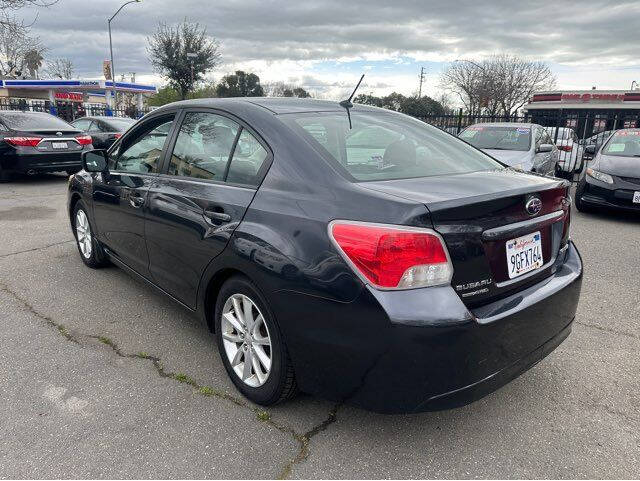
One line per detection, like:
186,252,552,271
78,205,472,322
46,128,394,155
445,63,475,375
525,196,542,216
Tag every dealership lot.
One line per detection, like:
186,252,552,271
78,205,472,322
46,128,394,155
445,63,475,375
0,175,638,478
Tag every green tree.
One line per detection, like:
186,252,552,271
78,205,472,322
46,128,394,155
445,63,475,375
355,92,444,116
148,85,180,106
147,20,221,100
215,70,264,97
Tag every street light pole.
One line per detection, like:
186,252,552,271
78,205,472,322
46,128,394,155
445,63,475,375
108,0,141,114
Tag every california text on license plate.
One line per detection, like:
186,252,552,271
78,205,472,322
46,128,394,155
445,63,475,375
506,231,543,279
52,142,68,149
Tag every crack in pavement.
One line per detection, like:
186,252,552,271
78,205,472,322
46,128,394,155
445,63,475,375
0,240,75,259
575,320,639,341
0,280,341,479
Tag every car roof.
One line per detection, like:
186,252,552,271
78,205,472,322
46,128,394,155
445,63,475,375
0,110,54,116
154,97,380,115
75,116,134,121
467,122,537,128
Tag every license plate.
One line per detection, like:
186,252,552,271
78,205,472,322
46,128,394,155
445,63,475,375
51,142,68,149
633,191,640,204
506,231,544,279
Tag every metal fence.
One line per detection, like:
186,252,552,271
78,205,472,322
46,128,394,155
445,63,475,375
0,98,149,122
415,109,633,181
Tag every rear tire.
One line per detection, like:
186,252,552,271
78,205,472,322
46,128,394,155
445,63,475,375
0,167,10,183
72,202,110,268
215,275,297,406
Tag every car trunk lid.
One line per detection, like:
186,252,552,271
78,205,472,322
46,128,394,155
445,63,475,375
361,169,571,307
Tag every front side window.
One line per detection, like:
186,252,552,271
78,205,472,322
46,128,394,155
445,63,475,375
168,112,239,181
113,115,174,173
601,130,640,157
284,111,503,181
460,125,531,152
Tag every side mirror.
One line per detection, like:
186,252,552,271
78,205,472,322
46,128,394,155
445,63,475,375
537,143,553,153
585,145,596,155
82,149,108,173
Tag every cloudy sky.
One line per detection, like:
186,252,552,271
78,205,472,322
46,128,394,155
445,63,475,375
17,0,640,100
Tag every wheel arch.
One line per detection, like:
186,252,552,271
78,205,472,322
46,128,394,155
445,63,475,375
201,267,248,332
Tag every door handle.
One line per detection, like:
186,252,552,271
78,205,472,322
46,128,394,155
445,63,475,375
204,209,231,223
129,194,145,208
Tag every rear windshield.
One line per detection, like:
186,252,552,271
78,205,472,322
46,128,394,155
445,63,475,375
602,130,640,157
546,127,574,141
282,111,503,181
459,126,531,151
106,118,136,131
0,112,74,130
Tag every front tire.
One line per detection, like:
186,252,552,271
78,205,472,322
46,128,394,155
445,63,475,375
72,202,110,268
574,178,591,213
215,275,297,406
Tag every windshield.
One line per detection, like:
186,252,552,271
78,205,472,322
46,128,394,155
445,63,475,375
459,126,531,151
0,112,74,130
282,111,503,181
107,118,136,131
602,130,640,157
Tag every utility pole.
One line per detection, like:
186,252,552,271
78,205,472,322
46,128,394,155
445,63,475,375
108,0,141,113
418,67,426,98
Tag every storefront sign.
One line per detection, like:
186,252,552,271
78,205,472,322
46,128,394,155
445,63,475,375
55,92,83,102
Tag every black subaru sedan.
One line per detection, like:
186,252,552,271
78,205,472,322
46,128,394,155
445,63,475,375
575,128,640,212
0,111,92,181
67,98,582,413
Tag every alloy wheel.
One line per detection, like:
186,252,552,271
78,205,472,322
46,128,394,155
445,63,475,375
75,209,92,259
221,293,272,387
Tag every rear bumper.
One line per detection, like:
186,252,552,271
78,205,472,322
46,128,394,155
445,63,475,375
276,242,582,413
0,152,83,173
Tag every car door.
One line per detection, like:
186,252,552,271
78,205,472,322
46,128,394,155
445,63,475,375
145,109,272,308
91,113,176,278
85,120,107,149
534,126,554,175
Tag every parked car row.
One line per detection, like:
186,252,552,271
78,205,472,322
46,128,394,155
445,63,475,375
0,111,135,181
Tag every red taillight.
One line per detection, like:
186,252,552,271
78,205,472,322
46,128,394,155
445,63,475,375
75,135,93,146
558,145,573,152
114,133,122,139
4,136,42,147
329,221,453,289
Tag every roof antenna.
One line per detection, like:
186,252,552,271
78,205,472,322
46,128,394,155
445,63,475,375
339,74,365,129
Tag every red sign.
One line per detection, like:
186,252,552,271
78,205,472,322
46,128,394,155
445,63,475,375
561,93,626,102
55,92,83,102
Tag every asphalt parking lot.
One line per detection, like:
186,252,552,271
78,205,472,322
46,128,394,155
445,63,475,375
1,174,638,479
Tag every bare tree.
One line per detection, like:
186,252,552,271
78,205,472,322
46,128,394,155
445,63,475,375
0,19,45,77
440,55,555,116
44,57,74,79
264,81,311,98
147,20,221,100
0,1,58,28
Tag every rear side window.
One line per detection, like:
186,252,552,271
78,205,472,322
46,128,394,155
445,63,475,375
1,112,74,130
226,129,269,186
285,111,502,181
168,112,239,181
72,118,92,131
